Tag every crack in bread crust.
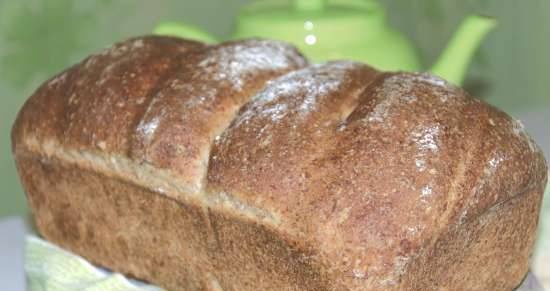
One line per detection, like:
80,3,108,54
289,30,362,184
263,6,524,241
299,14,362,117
18,136,280,225
18,154,330,291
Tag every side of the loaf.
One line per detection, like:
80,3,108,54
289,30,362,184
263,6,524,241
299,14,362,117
12,35,548,291
15,152,330,291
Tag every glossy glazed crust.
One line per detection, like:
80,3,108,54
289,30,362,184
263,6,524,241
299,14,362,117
12,36,548,291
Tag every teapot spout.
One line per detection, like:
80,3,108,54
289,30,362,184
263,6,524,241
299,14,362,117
430,15,497,85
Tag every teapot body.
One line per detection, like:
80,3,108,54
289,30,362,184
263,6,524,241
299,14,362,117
231,1,421,71
234,24,420,71
154,1,496,85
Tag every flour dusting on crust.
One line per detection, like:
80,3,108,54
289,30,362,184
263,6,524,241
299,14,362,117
234,61,361,126
199,40,307,90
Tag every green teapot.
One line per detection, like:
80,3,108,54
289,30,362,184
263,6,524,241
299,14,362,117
154,0,496,85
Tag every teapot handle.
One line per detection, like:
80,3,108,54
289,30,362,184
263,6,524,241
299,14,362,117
153,22,218,44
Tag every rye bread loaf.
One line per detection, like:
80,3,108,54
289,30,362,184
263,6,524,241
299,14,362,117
11,36,548,291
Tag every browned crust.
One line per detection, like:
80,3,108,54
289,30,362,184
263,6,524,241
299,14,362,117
17,154,331,291
12,35,549,290
11,36,205,155
207,69,548,288
401,183,545,291
12,36,308,197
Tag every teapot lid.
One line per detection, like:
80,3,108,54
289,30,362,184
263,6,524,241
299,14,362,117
233,0,388,45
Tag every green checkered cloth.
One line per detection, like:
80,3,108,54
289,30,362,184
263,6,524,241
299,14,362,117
25,236,163,291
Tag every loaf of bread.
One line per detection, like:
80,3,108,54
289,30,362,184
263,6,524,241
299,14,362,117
12,36,548,291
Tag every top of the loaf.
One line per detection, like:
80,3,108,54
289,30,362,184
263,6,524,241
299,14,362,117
11,35,548,288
